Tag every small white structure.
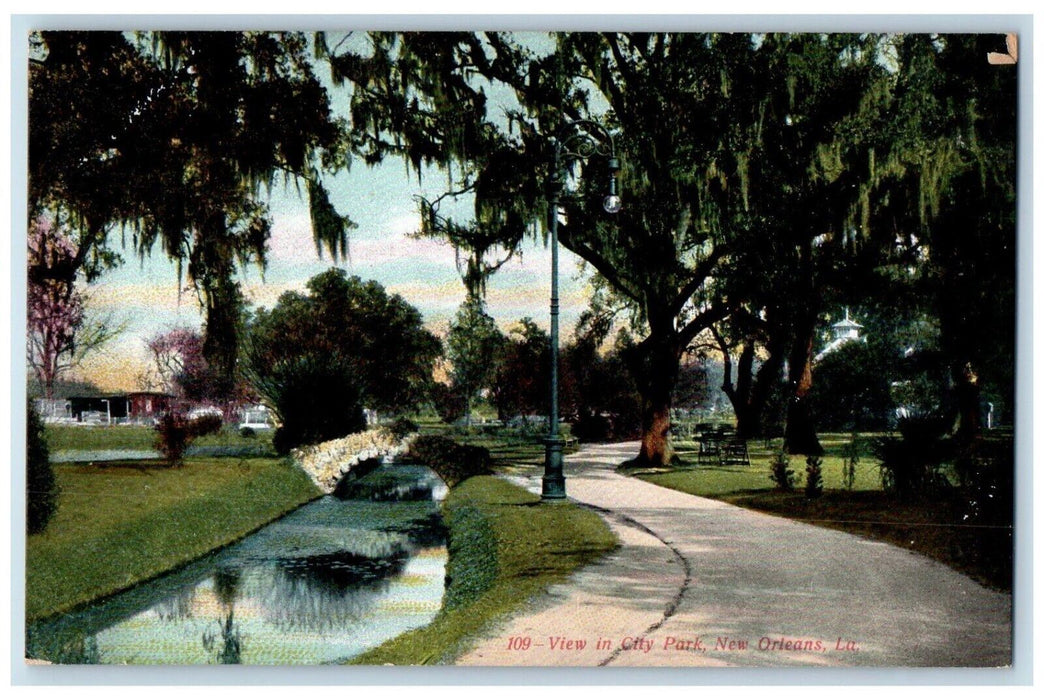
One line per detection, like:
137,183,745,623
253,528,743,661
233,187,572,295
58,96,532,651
814,308,866,362
238,404,274,430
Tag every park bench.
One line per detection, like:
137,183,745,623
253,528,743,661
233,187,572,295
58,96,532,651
720,432,751,466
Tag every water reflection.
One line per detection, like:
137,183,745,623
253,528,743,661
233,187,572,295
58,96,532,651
28,463,447,665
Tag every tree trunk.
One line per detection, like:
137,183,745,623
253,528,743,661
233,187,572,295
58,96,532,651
784,319,823,456
633,333,681,466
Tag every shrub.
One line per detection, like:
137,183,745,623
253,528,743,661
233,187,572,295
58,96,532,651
953,437,1014,587
430,382,466,425
571,413,611,443
805,456,824,499
406,435,493,488
27,401,59,534
190,413,223,437
155,411,230,465
769,450,795,492
875,410,951,499
388,417,419,441
155,412,191,466
841,433,861,490
259,356,367,455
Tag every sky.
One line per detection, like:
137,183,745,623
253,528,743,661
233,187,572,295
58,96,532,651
69,32,597,392
78,148,595,392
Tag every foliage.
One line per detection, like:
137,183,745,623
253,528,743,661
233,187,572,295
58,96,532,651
804,455,824,499
490,318,550,421
952,437,1013,588
562,323,642,442
874,411,951,499
769,450,795,492
429,382,467,426
30,31,350,388
406,435,493,488
154,411,225,466
245,270,440,453
266,357,367,456
27,401,60,534
27,216,120,398
446,296,506,426
841,433,861,490
388,417,420,441
810,340,896,432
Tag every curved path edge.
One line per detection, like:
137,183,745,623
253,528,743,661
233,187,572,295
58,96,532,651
456,442,1012,668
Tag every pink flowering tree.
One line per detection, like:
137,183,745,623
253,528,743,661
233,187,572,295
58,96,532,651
27,216,118,398
146,327,208,397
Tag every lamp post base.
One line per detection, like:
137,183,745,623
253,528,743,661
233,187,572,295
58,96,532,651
541,436,567,500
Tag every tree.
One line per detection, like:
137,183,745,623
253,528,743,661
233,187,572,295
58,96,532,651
27,400,60,534
490,318,550,421
445,296,506,427
29,31,350,390
245,269,440,452
322,32,905,464
27,216,120,398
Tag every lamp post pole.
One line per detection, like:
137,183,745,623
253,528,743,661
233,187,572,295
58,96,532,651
542,121,620,501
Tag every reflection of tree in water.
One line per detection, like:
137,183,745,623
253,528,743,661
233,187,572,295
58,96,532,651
201,567,243,664
391,511,447,549
259,549,410,632
154,586,197,622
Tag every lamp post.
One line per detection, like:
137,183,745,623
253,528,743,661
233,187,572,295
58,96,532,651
542,120,621,501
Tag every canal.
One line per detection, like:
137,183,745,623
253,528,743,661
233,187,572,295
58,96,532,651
27,462,448,665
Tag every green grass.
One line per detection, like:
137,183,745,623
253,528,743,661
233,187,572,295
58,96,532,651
350,475,618,665
26,456,319,621
44,424,275,453
630,434,882,495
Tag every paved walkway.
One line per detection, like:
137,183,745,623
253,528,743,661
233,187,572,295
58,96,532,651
458,442,1012,668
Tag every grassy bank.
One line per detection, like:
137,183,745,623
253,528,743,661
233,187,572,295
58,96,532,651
625,434,1011,591
351,475,618,665
26,457,319,621
44,424,275,453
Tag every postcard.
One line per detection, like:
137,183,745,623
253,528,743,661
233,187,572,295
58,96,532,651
17,23,1020,673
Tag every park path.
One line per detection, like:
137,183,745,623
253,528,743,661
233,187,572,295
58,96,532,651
457,442,1012,668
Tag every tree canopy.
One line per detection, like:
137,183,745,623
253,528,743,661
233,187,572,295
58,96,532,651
29,31,352,388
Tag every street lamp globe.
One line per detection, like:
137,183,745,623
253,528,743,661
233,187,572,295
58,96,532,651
602,194,622,214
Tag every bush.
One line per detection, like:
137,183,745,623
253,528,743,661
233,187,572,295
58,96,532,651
388,417,419,441
769,451,795,492
406,435,493,488
27,402,59,534
259,356,367,455
953,437,1013,587
190,413,223,436
571,413,612,443
805,456,824,498
155,412,191,466
875,410,951,499
155,411,230,465
841,433,861,490
430,382,467,425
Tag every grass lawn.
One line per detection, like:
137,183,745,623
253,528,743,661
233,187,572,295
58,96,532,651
625,433,1012,591
44,424,275,453
26,456,319,621
351,475,618,665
